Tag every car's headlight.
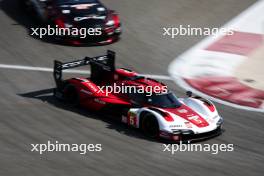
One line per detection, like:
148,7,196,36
62,10,71,14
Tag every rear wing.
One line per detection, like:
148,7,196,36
53,50,116,89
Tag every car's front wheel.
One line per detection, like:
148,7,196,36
141,113,159,138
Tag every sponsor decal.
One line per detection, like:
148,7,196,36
94,98,106,104
166,105,209,127
178,109,188,113
185,122,192,128
169,124,183,128
128,111,137,127
80,89,93,95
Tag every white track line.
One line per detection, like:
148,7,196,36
0,64,90,74
0,64,172,80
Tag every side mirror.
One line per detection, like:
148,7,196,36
186,91,193,97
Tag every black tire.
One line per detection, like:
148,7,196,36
23,0,47,23
20,0,27,9
63,85,79,106
22,0,35,13
141,114,159,138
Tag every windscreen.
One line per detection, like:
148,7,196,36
56,0,99,5
146,93,182,108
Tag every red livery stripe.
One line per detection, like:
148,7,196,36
164,105,209,128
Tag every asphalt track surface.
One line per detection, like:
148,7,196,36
0,0,263,176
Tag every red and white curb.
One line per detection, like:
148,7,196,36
169,0,264,112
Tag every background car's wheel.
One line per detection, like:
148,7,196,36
141,113,159,138
63,84,79,106
22,0,47,23
20,0,28,9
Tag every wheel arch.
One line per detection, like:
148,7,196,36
138,108,167,130
182,97,218,117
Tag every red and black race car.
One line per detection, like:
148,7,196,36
21,0,121,45
53,51,223,142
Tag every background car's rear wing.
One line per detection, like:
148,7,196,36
53,50,116,89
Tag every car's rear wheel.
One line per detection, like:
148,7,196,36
63,84,79,106
141,114,159,138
